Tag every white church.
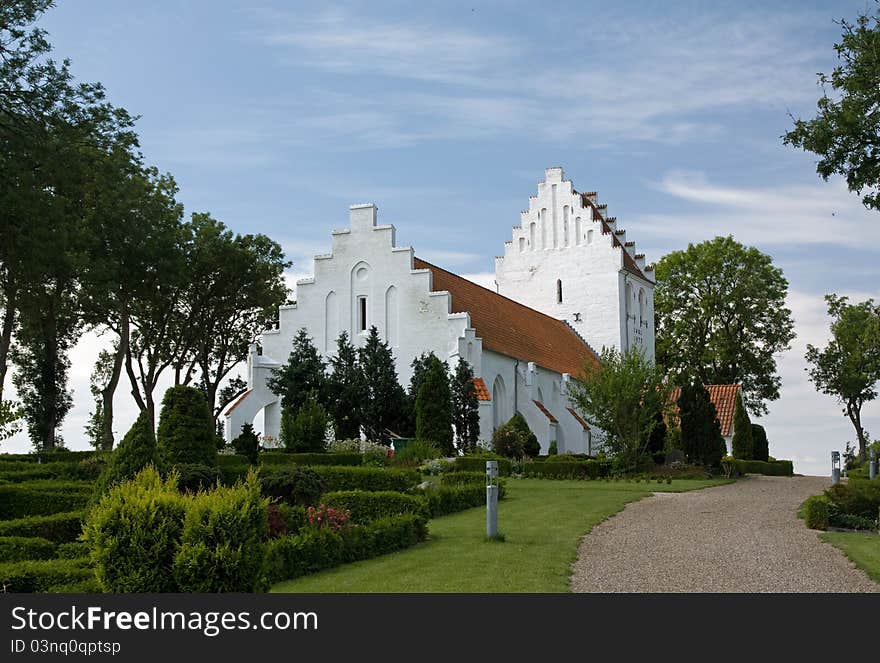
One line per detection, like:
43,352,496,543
223,167,656,454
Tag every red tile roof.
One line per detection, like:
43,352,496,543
413,257,600,378
224,389,252,415
566,407,590,431
533,400,558,423
471,377,491,401
667,384,741,437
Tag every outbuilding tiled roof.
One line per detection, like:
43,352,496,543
566,407,591,431
533,400,558,423
224,389,252,415
413,257,600,378
667,384,741,437
471,377,491,401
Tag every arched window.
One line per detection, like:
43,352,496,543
563,206,570,246
587,229,594,244
638,288,646,326
529,222,536,249
556,279,563,304
540,209,547,248
575,217,582,245
519,237,525,252
385,285,398,346
625,282,633,317
492,375,508,430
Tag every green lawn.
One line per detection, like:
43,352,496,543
270,477,731,593
821,531,880,583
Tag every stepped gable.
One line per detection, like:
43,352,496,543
578,191,652,282
413,257,600,377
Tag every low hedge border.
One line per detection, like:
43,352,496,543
734,459,793,476
521,459,611,480
422,484,498,518
0,536,57,562
0,482,93,519
311,466,420,493
0,461,105,483
0,451,96,465
0,511,84,543
265,514,427,584
260,452,363,467
803,495,831,530
0,558,95,593
322,490,429,524
449,456,512,476
438,472,485,486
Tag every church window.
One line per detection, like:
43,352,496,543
638,288,646,326
563,206,570,246
575,217,581,245
358,296,368,332
540,209,547,248
529,222,536,249
519,237,525,252
556,279,563,304
587,229,593,244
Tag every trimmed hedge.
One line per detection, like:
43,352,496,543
803,495,831,530
421,483,502,518
438,471,485,486
0,511,84,543
217,455,250,485
521,459,611,480
450,455,512,476
734,459,793,476
825,480,880,520
0,558,95,593
0,461,105,483
265,514,427,584
311,466,420,493
0,482,92,519
57,541,90,560
0,536,56,562
260,452,363,467
0,451,96,465
322,490,429,524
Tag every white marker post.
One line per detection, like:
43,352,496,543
486,460,499,538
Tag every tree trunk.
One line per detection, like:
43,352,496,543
0,287,16,400
100,310,129,450
847,400,867,462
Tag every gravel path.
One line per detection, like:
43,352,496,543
570,476,879,592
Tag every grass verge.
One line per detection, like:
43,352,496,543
270,477,730,593
820,531,880,583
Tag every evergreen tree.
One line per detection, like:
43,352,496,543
326,332,363,440
751,423,769,462
267,328,326,412
415,354,454,455
451,358,480,453
101,411,157,489
646,410,667,459
281,393,328,452
678,382,725,468
156,385,217,467
359,326,406,443
232,422,260,465
731,393,753,459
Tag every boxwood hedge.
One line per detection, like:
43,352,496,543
0,536,57,562
322,490,429,524
0,482,92,519
0,558,95,593
0,511,84,543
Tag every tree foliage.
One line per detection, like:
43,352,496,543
751,423,769,462
654,236,795,415
268,328,326,413
570,347,670,472
98,411,157,491
677,382,726,468
451,358,480,453
731,393,753,459
414,354,453,455
805,294,880,460
231,422,260,465
280,393,327,453
326,332,363,440
358,326,407,443
784,5,880,211
156,385,217,467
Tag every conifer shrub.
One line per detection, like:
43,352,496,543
731,394,753,459
281,394,328,453
491,413,539,459
415,355,454,455
751,423,770,462
232,422,261,465
173,471,269,592
0,536,57,562
156,386,217,467
0,511,84,543
259,466,326,506
94,412,156,495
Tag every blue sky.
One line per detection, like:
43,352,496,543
6,0,880,475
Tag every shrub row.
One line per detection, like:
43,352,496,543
264,514,427,584
0,558,96,593
803,495,831,530
0,482,93,519
521,459,612,480
0,536,57,562
0,511,84,543
0,460,106,483
734,459,793,476
438,471,485,486
313,466,420,493
449,455,512,476
0,451,96,465
422,484,498,518
322,490,429,524
259,452,363,467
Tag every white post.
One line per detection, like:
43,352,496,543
486,460,499,538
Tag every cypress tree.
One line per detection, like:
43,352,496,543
326,332,363,440
359,326,406,443
750,423,769,462
267,328,326,412
451,358,480,453
95,411,157,495
156,385,217,467
731,393,753,459
232,422,260,465
678,382,725,468
415,354,454,455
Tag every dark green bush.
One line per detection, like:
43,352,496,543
268,503,308,538
751,424,769,462
0,460,104,483
803,495,831,530
734,459,793,476
83,467,187,593
548,440,558,455
217,455,249,485
521,459,611,480
0,451,95,465
231,423,261,465
438,471,485,486
421,483,502,518
0,511,84,543
824,480,880,520
259,467,326,506
281,395,328,452
491,413,539,459
56,541,90,559
322,490,429,524
0,481,92,519
0,536,56,562
156,385,217,467
390,440,441,467
259,452,362,467
0,558,94,593
264,514,427,584
100,411,157,491
173,472,269,592
312,466,420,493
450,455,512,476
174,463,222,493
